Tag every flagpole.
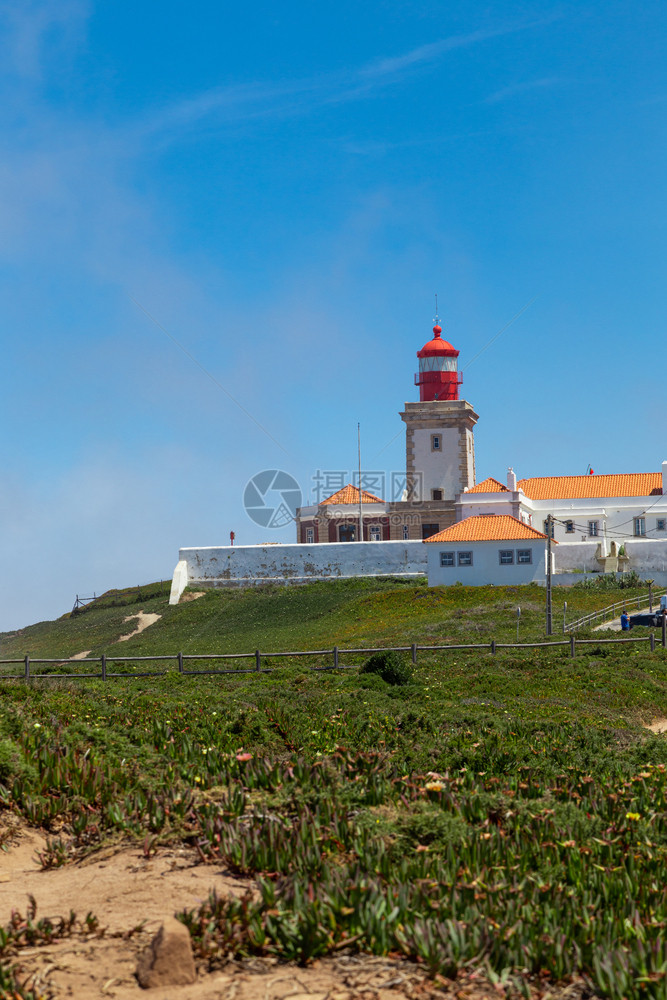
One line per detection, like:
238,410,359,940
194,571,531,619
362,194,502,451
358,422,363,542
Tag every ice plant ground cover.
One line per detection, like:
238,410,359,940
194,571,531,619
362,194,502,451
1,579,667,997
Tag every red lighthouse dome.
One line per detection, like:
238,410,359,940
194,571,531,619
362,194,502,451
415,322,462,401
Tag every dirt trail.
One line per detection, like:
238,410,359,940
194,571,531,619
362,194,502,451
117,611,162,643
0,825,455,1000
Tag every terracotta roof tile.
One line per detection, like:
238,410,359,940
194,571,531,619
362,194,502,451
423,514,552,543
319,484,384,505
466,477,509,494
517,473,662,500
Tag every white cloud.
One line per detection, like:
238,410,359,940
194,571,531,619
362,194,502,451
485,77,564,105
0,0,89,80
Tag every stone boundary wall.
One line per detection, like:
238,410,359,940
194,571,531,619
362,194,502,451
170,541,427,604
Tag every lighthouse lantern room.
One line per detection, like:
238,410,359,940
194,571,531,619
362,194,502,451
415,323,463,402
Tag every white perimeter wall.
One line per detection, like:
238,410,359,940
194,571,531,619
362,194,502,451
555,538,667,574
170,540,427,603
426,539,550,587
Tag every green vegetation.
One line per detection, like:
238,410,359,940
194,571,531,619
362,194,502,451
0,576,654,663
360,649,413,685
1,579,667,997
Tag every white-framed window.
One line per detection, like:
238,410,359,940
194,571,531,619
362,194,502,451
440,551,455,567
458,551,473,567
499,550,514,565
431,489,443,501
402,524,410,540
657,519,666,532
517,549,532,564
431,434,441,452
305,527,314,544
588,521,599,537
565,520,574,534
634,517,646,537
369,525,381,541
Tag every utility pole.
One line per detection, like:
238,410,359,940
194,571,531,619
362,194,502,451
357,422,363,543
546,514,553,635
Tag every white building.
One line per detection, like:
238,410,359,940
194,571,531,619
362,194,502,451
170,311,667,599
424,514,553,587
457,465,667,580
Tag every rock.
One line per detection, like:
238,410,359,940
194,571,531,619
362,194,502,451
136,917,197,989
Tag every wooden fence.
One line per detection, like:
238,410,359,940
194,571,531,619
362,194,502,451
2,623,666,682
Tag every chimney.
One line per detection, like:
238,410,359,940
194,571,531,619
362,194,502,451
507,467,517,492
663,461,667,495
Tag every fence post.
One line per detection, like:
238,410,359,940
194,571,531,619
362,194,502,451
178,652,184,674
24,655,30,681
663,618,666,649
570,635,576,658
333,646,338,669
101,654,106,682
255,649,261,672
491,640,496,655
651,633,656,653
411,643,417,664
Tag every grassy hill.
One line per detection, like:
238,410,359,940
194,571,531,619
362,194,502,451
1,577,666,998
0,576,652,661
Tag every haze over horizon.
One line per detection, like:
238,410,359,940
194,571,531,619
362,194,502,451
2,0,666,633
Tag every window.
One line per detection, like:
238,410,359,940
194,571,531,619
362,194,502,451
543,519,555,538
499,550,514,565
517,549,532,565
431,435,441,451
369,525,381,541
458,551,473,566
588,521,599,537
440,551,455,567
305,527,314,544
657,519,666,532
402,524,410,540
634,517,646,537
431,489,443,501
422,523,440,539
339,524,356,542
565,520,574,534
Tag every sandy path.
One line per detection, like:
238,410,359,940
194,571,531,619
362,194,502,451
117,611,162,643
0,827,470,1000
0,827,245,932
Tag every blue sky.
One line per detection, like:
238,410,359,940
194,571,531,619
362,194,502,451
1,0,666,631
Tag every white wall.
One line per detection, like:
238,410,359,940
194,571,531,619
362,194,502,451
412,426,459,500
170,540,427,602
426,539,550,587
458,492,526,521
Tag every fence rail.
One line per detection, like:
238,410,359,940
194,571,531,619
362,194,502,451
564,589,667,633
2,624,666,683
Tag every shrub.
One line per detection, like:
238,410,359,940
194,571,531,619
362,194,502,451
360,651,412,686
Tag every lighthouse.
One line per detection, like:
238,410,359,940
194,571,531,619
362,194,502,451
415,323,462,402
390,315,479,540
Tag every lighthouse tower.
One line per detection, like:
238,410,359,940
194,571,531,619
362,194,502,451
391,317,479,540
415,323,462,401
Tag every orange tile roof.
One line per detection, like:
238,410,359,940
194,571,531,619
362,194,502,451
319,484,385,505
423,514,552,544
466,477,509,494
517,473,662,500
